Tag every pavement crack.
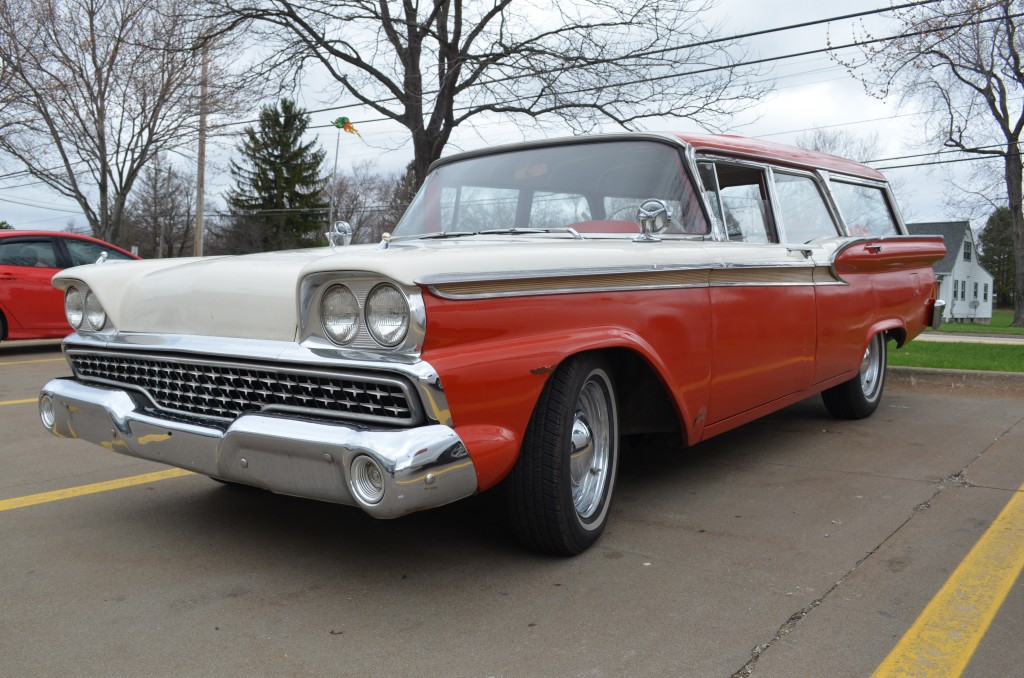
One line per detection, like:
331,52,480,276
731,467,973,677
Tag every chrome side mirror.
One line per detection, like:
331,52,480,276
327,221,353,251
95,251,109,265
634,199,672,242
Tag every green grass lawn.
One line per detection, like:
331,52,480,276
891,340,1024,372
933,308,1024,336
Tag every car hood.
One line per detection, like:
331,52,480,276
54,237,724,341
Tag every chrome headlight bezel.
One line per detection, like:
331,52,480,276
62,282,114,335
300,274,425,355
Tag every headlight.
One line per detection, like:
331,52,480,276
64,287,84,329
365,284,409,347
84,291,107,331
320,284,360,345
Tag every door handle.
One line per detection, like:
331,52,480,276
0,273,16,281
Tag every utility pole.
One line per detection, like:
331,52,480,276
194,44,208,257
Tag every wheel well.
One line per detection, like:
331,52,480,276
0,309,6,340
599,347,684,441
885,326,907,348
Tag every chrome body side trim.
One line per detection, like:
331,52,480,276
419,260,846,300
39,379,477,519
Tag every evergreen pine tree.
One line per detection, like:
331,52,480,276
225,99,327,253
979,207,1017,308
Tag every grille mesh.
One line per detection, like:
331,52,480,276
67,350,420,426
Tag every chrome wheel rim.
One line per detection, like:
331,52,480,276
569,377,612,520
859,335,883,401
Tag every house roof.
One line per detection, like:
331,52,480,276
905,221,970,275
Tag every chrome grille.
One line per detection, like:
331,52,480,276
66,350,421,426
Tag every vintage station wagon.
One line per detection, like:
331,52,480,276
39,134,946,555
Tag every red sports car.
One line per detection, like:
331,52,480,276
0,230,138,340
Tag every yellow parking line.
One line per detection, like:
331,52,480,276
0,398,37,406
0,469,194,512
872,485,1024,677
0,357,65,365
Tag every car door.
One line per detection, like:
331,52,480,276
697,160,818,425
0,236,66,337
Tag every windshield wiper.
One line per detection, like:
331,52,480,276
415,230,481,240
415,227,584,240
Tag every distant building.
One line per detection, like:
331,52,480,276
906,221,995,323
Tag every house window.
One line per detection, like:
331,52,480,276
974,282,979,299
984,283,989,302
964,241,972,262
953,280,960,300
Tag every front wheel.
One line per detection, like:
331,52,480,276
505,354,619,555
821,333,887,420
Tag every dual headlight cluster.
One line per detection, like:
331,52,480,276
320,282,409,347
64,285,108,332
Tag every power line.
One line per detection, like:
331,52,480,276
219,0,945,133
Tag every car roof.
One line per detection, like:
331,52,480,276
429,132,889,183
674,133,886,182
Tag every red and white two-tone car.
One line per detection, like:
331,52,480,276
39,134,945,554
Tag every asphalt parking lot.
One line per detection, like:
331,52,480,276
2,341,1023,677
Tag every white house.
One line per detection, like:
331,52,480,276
905,221,995,323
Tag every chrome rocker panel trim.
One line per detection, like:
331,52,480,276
39,378,478,519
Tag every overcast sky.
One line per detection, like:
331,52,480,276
0,0,996,235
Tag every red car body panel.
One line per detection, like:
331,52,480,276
0,231,138,340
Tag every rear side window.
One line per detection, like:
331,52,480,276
829,180,899,237
773,173,839,243
64,239,133,267
0,238,59,268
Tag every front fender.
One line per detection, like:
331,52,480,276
421,290,712,489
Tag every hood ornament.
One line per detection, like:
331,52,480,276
327,221,353,251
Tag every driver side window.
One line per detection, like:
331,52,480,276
697,161,776,243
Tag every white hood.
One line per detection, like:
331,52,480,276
56,237,724,341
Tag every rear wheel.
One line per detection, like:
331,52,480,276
505,354,619,555
821,333,887,420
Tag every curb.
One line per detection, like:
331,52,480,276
888,366,1024,395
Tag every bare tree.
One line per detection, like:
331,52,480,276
0,0,247,246
328,160,416,244
123,154,197,258
841,0,1024,326
795,128,884,164
204,0,769,186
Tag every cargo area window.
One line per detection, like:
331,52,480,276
829,180,899,237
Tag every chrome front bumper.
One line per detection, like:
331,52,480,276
39,378,478,518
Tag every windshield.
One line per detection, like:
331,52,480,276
393,140,709,238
